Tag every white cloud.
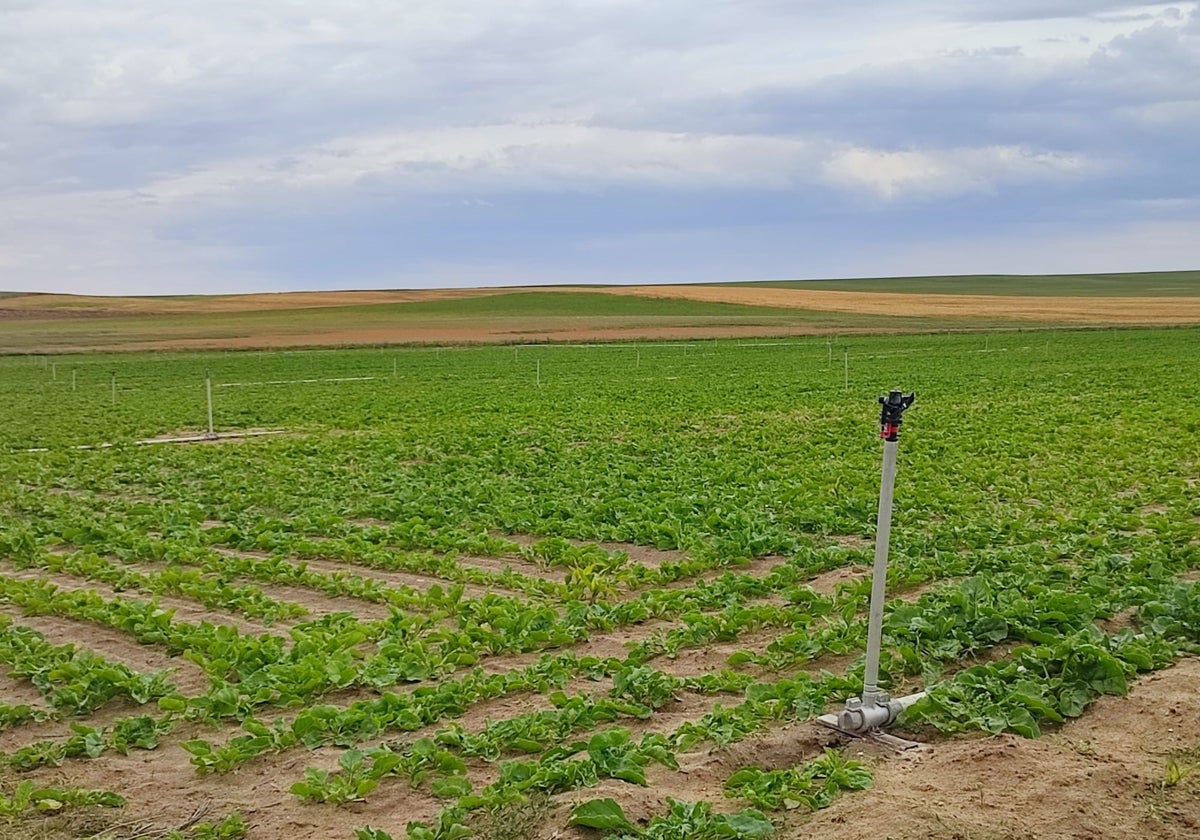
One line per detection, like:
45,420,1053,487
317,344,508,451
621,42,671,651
822,145,1095,200
143,124,821,203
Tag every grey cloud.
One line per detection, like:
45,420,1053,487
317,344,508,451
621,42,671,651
2,1,1199,293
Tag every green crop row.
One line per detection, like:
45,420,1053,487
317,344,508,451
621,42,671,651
0,614,173,716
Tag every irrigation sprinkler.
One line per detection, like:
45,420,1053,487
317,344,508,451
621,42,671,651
817,389,925,747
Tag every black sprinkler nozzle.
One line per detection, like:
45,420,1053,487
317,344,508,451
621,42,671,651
878,390,915,441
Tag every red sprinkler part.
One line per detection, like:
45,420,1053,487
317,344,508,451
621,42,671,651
878,390,915,442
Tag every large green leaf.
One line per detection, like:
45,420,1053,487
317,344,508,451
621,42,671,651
568,798,638,833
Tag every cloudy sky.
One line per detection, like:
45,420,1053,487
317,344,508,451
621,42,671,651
2,1,1198,294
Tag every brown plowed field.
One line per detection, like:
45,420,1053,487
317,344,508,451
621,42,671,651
605,285,1200,324
7,279,1200,353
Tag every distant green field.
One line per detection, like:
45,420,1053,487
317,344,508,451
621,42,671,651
731,271,1200,296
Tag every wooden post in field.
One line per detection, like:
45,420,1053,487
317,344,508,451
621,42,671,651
72,369,77,391
636,349,640,369
843,348,849,391
52,363,56,381
111,374,116,405
393,358,397,377
827,337,833,366
536,359,541,387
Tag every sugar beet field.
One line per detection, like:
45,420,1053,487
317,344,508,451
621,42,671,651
1,329,1199,840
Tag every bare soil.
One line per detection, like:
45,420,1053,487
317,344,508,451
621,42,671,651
605,285,1200,325
541,656,1200,840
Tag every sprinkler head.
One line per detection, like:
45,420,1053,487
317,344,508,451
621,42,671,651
878,391,915,441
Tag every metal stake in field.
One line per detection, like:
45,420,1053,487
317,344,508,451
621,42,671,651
818,390,924,747
205,369,216,439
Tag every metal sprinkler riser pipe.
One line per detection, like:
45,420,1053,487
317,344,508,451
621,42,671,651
859,390,914,711
816,389,916,737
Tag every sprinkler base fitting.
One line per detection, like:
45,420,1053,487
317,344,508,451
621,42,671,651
816,690,927,750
